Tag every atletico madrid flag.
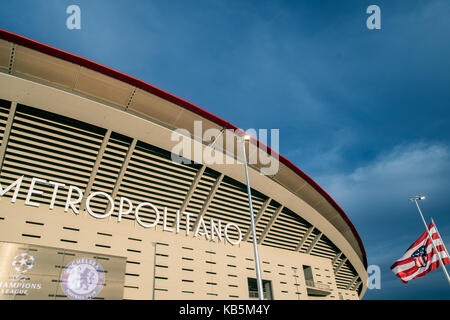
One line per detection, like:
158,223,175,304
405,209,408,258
390,221,450,283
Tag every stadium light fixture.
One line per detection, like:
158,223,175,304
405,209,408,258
409,195,426,201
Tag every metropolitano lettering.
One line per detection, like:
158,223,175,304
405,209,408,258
0,176,242,245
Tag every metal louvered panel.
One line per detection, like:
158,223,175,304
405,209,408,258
340,264,357,278
0,100,10,147
0,104,105,209
87,132,132,215
271,212,309,239
263,227,301,250
261,208,310,251
351,279,361,292
310,246,337,259
184,168,218,231
204,178,265,240
250,202,278,241
333,255,345,269
310,234,339,260
299,228,321,253
335,259,359,289
114,141,198,226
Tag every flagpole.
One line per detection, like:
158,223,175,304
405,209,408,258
410,196,450,284
242,134,264,300
431,217,450,263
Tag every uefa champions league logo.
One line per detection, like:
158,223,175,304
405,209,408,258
61,258,104,300
3,253,42,296
11,253,35,273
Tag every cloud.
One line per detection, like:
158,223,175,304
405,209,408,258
318,142,450,216
315,142,450,299
318,141,450,260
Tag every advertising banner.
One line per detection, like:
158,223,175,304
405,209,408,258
0,241,126,300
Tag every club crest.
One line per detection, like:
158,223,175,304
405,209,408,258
411,245,428,268
61,258,104,300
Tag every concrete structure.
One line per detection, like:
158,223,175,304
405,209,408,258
0,29,367,300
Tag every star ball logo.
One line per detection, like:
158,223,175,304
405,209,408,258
12,253,35,273
61,258,105,300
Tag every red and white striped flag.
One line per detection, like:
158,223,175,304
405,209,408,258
390,221,450,283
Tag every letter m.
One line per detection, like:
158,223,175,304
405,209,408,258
246,305,256,314
0,175,24,203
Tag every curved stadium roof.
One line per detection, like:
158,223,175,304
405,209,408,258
0,28,367,270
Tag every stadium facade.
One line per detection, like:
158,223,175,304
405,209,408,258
0,29,367,300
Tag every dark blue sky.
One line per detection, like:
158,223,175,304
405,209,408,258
1,0,449,299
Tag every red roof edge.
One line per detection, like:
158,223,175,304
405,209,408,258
0,28,367,269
